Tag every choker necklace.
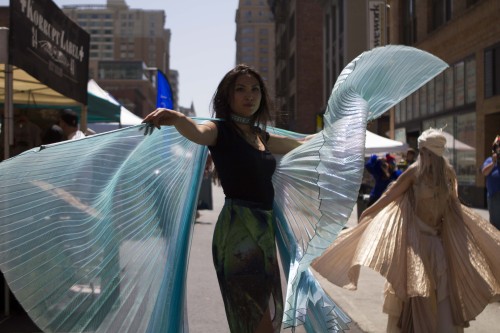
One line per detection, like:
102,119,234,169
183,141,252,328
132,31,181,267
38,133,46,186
230,114,252,124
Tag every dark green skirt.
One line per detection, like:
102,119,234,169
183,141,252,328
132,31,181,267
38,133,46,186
212,199,283,333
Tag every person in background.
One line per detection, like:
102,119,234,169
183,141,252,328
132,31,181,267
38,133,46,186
481,134,500,230
398,148,417,172
313,128,500,333
142,64,312,333
406,147,417,165
386,153,402,179
59,109,85,141
42,124,64,145
365,154,397,206
12,113,42,156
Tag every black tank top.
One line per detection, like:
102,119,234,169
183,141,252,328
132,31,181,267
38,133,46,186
208,121,276,209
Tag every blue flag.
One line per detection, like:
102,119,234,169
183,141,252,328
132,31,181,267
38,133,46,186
156,69,174,109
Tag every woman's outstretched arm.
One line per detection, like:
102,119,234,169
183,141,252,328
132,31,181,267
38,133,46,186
359,166,416,220
143,108,217,146
267,133,316,155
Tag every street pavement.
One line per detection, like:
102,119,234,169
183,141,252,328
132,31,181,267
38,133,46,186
187,184,500,333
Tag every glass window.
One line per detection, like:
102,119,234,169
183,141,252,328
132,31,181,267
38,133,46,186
242,46,254,53
242,55,255,63
435,73,444,112
422,119,435,130
419,85,427,117
242,27,255,34
455,113,476,185
444,68,454,110
465,57,476,104
407,95,413,121
413,91,420,119
400,100,406,123
436,115,454,165
288,53,295,81
454,61,465,107
428,79,435,114
484,43,500,98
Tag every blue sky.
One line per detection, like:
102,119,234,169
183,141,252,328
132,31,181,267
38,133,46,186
1,0,238,118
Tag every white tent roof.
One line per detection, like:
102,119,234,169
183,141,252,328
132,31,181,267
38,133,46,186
87,79,143,126
365,130,409,154
440,131,475,151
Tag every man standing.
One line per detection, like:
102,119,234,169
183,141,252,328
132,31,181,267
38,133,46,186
59,109,85,140
482,135,500,230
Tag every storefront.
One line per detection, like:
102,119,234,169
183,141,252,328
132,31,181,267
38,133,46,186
394,56,483,207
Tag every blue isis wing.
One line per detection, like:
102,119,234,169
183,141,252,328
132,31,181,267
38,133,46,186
0,124,208,333
271,45,448,331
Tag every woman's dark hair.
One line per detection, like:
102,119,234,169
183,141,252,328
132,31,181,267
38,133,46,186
210,64,274,133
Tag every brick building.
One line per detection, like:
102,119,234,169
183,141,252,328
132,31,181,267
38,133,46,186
389,0,500,207
268,0,324,134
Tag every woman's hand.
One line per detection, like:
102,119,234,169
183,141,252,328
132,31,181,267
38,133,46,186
142,108,184,129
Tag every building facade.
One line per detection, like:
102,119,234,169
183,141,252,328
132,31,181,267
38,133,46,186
317,0,390,133
389,0,500,207
236,0,276,98
62,0,173,117
269,0,324,134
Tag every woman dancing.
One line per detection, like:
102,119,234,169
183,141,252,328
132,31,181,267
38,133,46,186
312,128,500,332
143,64,310,333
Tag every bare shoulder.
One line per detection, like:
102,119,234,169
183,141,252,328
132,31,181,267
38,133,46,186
398,164,417,184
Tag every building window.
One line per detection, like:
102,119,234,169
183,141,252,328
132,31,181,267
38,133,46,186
406,94,413,121
412,91,419,118
242,27,255,34
454,61,465,107
444,67,454,110
435,72,444,112
485,43,500,98
288,53,295,81
465,56,476,103
466,0,479,7
455,113,476,185
401,0,416,44
419,84,427,117
436,115,454,165
428,78,435,114
400,100,406,123
429,0,452,32
288,12,295,41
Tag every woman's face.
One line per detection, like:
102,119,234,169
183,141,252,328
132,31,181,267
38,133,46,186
230,74,262,117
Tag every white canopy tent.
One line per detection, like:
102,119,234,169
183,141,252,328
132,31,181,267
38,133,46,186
440,131,475,151
364,130,475,156
365,130,409,155
86,79,143,133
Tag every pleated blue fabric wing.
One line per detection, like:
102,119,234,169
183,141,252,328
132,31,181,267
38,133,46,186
271,45,448,331
0,124,208,332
